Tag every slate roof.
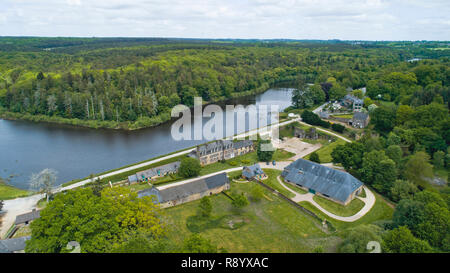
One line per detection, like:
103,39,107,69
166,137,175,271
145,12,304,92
233,140,253,149
344,94,363,105
281,159,363,203
197,141,224,155
0,236,30,253
15,210,40,225
134,161,180,180
242,164,264,179
353,111,369,121
138,172,229,203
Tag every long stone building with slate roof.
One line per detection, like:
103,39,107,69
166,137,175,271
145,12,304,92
195,140,254,166
281,158,363,205
138,172,230,208
128,161,180,183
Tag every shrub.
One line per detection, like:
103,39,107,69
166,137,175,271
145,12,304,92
331,123,345,133
179,157,201,178
309,152,321,163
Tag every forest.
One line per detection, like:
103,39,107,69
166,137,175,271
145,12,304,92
1,37,447,130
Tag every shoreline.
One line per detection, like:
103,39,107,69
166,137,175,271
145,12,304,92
0,81,296,131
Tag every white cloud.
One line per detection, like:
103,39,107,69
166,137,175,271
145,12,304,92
0,0,448,40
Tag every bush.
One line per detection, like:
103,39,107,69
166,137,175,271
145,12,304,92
179,157,201,178
232,193,249,210
228,161,238,166
309,152,321,163
301,110,331,128
331,123,345,133
198,197,212,218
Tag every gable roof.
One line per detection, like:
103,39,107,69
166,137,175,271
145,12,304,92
353,111,369,121
0,236,30,253
135,161,180,180
138,173,229,204
15,210,40,225
281,159,363,203
233,140,253,149
242,164,264,179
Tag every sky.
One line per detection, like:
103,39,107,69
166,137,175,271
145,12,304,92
0,0,449,40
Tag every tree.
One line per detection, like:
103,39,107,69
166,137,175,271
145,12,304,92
183,234,218,253
328,83,347,101
415,203,450,249
360,150,397,194
370,106,397,134
36,72,45,81
309,152,321,163
179,157,201,178
331,123,345,133
385,145,403,166
338,225,383,253
0,200,3,212
256,140,274,162
232,193,249,210
390,180,418,202
250,185,264,202
198,196,212,218
433,151,445,169
91,176,103,197
30,168,57,202
404,152,433,186
382,226,432,253
392,199,425,232
111,230,169,253
25,187,166,253
331,142,365,172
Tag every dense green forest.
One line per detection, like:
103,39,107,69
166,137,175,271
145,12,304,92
1,37,448,129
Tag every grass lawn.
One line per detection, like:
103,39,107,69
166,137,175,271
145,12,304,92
273,149,295,161
259,169,295,198
304,138,346,163
163,181,340,252
0,180,31,200
313,195,365,217
299,191,394,231
331,114,353,119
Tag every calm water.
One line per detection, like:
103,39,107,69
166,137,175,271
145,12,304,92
0,88,293,189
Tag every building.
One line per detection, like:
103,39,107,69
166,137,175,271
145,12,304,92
242,164,266,180
128,161,180,183
281,158,363,205
138,172,230,208
0,236,30,253
294,127,331,141
15,209,40,225
349,112,370,129
342,94,363,112
195,140,254,166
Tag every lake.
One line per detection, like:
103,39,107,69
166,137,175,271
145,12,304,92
0,88,293,189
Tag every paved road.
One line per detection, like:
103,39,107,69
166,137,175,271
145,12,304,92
275,176,375,222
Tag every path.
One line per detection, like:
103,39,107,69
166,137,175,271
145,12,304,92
275,176,375,222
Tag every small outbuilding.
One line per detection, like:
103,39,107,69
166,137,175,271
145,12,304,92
242,164,266,180
15,209,40,225
0,236,30,253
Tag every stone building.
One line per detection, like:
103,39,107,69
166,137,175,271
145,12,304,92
138,172,230,208
349,112,370,129
128,161,180,183
195,140,254,166
242,164,266,181
282,158,363,205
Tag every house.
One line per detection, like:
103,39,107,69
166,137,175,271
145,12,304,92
0,236,30,253
349,112,370,129
342,94,363,112
294,127,331,141
195,140,254,166
128,161,180,183
15,209,40,225
281,158,363,205
138,172,230,208
242,164,266,180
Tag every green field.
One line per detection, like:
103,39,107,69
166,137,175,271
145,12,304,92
299,190,394,231
259,169,295,198
313,195,365,217
163,181,340,252
0,180,31,200
304,138,347,163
